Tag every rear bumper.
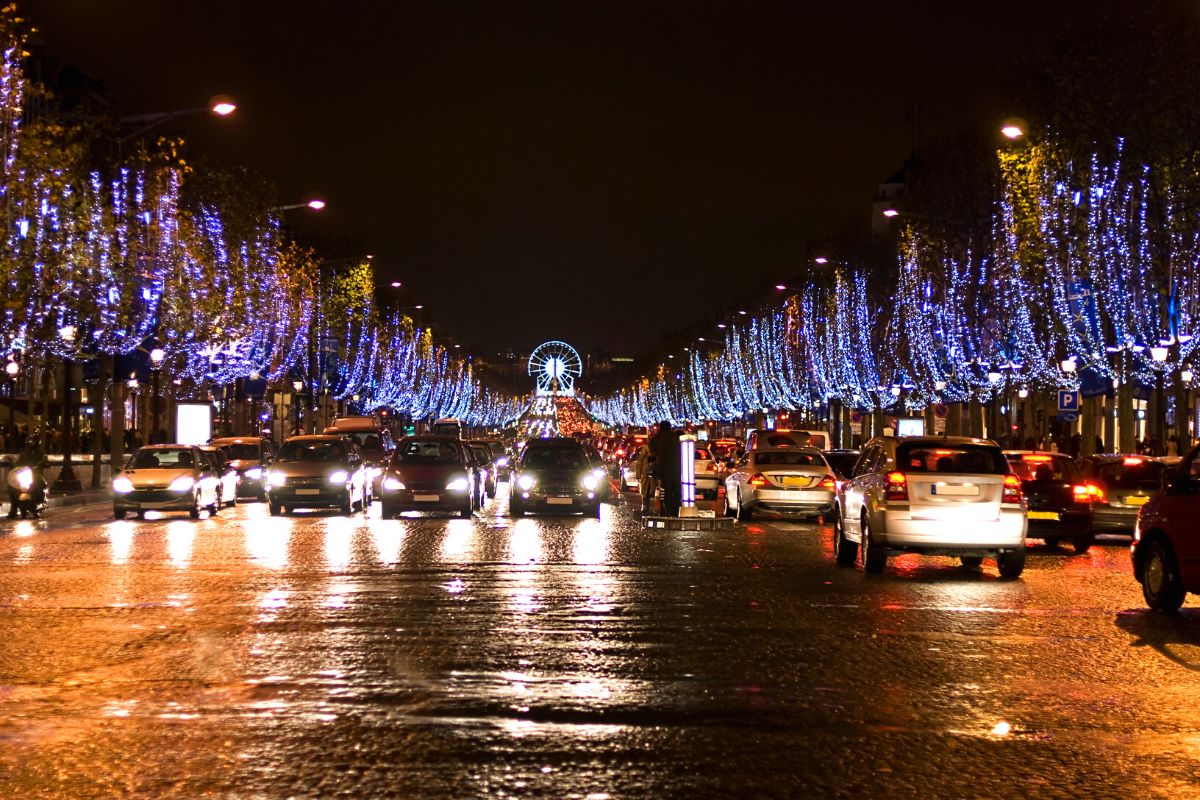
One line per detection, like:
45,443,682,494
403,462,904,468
1093,506,1139,534
746,487,834,514
1025,507,1092,539
879,509,1026,550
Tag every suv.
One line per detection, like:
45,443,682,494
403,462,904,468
1079,454,1173,537
834,436,1027,577
510,438,602,517
325,416,395,496
1131,442,1200,611
746,428,829,451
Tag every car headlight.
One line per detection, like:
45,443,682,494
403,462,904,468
517,474,535,491
112,476,134,494
244,467,263,480
382,476,405,492
168,476,195,493
266,471,287,487
15,468,33,491
592,468,607,480
582,475,599,491
367,466,382,479
446,476,470,492
328,470,349,484
496,457,509,467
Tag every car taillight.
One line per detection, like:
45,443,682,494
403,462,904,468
1086,482,1104,502
1002,474,1023,504
1072,484,1092,503
884,471,908,502
706,463,718,472
818,476,836,490
748,473,769,486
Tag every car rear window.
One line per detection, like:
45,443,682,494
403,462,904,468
897,444,1007,475
1008,456,1081,482
397,440,461,464
824,452,859,477
1095,460,1167,490
754,451,823,466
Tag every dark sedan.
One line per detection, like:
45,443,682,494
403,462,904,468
379,436,478,519
1079,454,1172,537
263,435,369,516
1005,451,1096,552
510,439,602,517
210,436,275,501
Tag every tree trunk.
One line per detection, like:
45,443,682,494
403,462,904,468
110,379,126,468
1118,384,1136,453
1081,395,1100,457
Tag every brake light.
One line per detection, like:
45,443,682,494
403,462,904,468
1123,457,1143,466
884,471,908,502
616,449,625,457
1086,482,1104,502
1002,474,1023,504
706,463,718,472
748,473,769,486
1022,454,1053,462
1072,484,1092,503
818,476,836,490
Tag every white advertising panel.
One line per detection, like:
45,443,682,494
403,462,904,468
176,403,212,445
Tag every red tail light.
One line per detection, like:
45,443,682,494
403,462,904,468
748,473,769,486
818,476,836,490
1002,474,1023,504
1123,457,1143,466
615,449,625,457
706,463,718,472
1085,482,1104,502
1071,484,1092,503
884,471,908,502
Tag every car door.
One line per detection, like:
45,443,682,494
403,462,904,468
727,452,750,503
841,444,880,536
1159,446,1200,587
197,449,220,507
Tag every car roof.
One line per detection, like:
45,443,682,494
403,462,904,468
283,435,343,443
210,436,265,444
893,436,996,447
1003,450,1073,458
752,446,824,455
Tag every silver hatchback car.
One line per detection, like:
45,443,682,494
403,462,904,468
834,436,1027,577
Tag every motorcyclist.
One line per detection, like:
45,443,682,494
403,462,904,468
8,433,47,519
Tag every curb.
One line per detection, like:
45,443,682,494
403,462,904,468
46,491,110,510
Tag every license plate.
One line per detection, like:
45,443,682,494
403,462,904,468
1027,510,1061,521
1125,495,1150,506
782,476,809,487
413,494,439,502
295,488,320,496
546,497,573,505
933,483,979,496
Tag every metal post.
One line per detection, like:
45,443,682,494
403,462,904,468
52,358,82,492
679,434,697,518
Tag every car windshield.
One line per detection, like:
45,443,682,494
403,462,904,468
397,440,462,464
898,444,1008,474
753,451,823,466
523,448,589,470
1095,460,1167,490
218,443,261,460
277,441,347,462
470,445,490,461
339,431,384,451
130,448,196,469
1008,456,1081,482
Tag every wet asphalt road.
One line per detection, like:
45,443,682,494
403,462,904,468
1,483,1199,799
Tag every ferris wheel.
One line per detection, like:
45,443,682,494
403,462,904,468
528,340,583,395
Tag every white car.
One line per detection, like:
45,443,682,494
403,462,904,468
723,447,836,521
834,436,1027,577
112,445,223,520
694,445,721,499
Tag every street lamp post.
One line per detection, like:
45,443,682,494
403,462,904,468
5,360,17,449
118,96,237,145
52,326,83,493
292,380,304,436
1151,345,1170,455
150,348,165,443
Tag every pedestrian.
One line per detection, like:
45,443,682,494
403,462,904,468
634,434,657,515
1095,435,1105,455
649,419,682,517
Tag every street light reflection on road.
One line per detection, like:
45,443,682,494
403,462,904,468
323,517,356,571
107,521,135,565
369,521,404,565
245,516,293,570
440,519,476,561
166,521,195,568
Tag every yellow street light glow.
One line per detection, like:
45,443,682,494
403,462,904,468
307,199,326,210
5,361,18,377
1001,125,1024,139
211,101,237,116
882,208,900,218
814,256,829,264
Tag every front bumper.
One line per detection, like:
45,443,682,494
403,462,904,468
267,486,351,508
512,489,597,512
878,507,1026,550
744,486,834,515
380,488,471,512
113,490,195,512
236,472,265,497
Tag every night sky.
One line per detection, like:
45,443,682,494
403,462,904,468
19,0,1132,357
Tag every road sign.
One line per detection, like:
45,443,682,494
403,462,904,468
1058,412,1079,423
933,416,946,433
849,410,863,423
933,403,948,418
1058,390,1079,412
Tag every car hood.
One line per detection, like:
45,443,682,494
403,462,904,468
122,468,194,488
271,461,350,479
390,463,469,482
520,468,588,484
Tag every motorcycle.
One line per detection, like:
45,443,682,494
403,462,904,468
7,465,47,519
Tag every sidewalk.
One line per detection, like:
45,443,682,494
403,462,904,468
46,487,110,510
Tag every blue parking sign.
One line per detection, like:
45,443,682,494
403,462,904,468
1058,390,1079,412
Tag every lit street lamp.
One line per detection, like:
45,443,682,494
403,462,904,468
5,359,18,443
150,348,165,443
274,199,327,212
292,379,304,436
1151,345,1170,455
118,95,237,144
52,326,82,493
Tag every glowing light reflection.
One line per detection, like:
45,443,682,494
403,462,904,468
245,517,292,569
166,521,195,567
440,519,476,561
107,522,135,565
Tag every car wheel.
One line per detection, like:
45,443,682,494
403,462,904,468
721,491,734,518
860,513,886,574
189,493,201,520
833,510,857,566
1072,530,1095,554
208,493,220,515
226,489,237,508
136,511,146,520
114,508,127,520
960,556,984,570
1044,537,1060,548
340,494,353,516
996,546,1026,579
735,490,753,522
511,504,525,517
459,501,473,519
269,502,282,516
1142,540,1186,612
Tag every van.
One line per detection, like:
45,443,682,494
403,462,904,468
746,428,828,451
324,416,395,492
432,418,463,438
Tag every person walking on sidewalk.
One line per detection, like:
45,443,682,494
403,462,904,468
634,436,657,515
649,419,682,517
